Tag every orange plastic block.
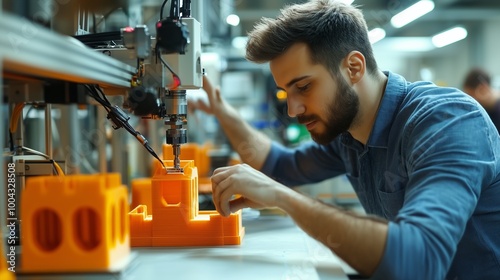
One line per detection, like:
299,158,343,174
1,230,15,280
129,160,244,247
21,173,130,273
152,160,213,194
130,177,211,216
0,265,15,280
130,177,152,214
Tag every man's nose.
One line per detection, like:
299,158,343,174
287,96,305,118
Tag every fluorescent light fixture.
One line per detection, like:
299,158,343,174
391,0,435,28
368,28,386,44
226,14,240,26
432,26,467,48
372,37,435,52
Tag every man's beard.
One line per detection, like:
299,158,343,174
298,74,359,145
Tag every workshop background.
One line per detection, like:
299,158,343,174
2,0,500,231
1,0,500,279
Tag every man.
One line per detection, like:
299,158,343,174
192,1,500,279
462,67,500,133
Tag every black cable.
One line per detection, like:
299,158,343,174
182,0,191,17
84,85,112,112
160,0,169,20
84,84,166,170
25,104,35,119
93,84,111,105
9,132,14,152
93,13,97,34
170,0,180,19
156,47,182,87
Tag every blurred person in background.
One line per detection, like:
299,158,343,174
463,67,500,133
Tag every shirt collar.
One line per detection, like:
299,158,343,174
366,71,407,148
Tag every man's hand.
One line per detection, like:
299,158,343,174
188,75,226,115
211,164,287,216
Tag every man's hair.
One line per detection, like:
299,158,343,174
245,0,378,75
463,68,491,89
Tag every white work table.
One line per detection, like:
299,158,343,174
18,211,355,280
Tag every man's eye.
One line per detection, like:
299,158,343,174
297,84,310,92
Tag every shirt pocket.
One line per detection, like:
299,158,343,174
377,188,405,220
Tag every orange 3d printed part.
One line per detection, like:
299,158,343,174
1,229,15,280
130,177,153,214
161,143,213,193
162,143,211,177
129,160,244,247
21,173,130,273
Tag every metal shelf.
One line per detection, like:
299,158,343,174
0,12,135,88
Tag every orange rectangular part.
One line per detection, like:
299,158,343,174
129,160,244,247
21,173,130,273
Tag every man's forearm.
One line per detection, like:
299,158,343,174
276,186,388,276
215,105,271,170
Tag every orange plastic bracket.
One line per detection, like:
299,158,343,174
21,173,130,273
129,160,244,247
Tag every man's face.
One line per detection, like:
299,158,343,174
270,43,359,144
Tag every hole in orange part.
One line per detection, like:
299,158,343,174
33,208,62,252
73,208,101,251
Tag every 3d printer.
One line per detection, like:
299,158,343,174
75,0,203,172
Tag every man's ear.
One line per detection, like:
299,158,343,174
342,51,365,84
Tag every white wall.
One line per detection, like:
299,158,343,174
483,19,500,89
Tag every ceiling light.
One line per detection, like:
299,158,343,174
368,28,386,44
372,37,435,52
390,0,435,28
226,14,240,26
432,26,468,48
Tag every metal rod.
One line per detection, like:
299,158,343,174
45,104,53,158
97,106,107,173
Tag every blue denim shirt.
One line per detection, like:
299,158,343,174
261,71,500,279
